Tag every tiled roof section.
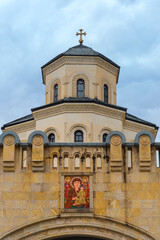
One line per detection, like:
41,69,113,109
1,98,158,130
41,44,120,69
1,114,34,130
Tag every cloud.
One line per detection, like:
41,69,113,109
0,0,160,141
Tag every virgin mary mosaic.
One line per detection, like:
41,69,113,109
64,175,89,209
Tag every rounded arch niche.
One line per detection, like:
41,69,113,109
0,216,158,240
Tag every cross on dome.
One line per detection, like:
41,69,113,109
76,29,86,44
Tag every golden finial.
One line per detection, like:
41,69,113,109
76,29,86,44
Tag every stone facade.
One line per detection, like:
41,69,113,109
0,43,160,240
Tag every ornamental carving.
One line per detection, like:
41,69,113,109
139,135,150,145
111,135,121,146
4,135,15,146
42,56,119,84
33,135,43,146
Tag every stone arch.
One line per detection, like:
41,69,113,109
134,131,155,145
0,216,158,240
99,127,112,142
101,79,112,103
69,124,88,142
106,131,126,145
28,130,49,145
50,151,59,164
0,131,20,146
45,127,60,141
50,79,61,102
72,74,89,97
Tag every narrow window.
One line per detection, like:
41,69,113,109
64,154,68,168
75,154,80,168
86,154,91,168
48,133,55,142
54,84,58,102
74,130,83,142
53,154,58,168
127,148,132,169
103,133,108,142
104,84,108,103
22,149,27,168
77,79,85,98
97,154,102,169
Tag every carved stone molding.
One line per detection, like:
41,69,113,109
139,135,150,146
4,121,36,134
111,135,121,146
0,216,157,240
42,56,119,84
33,135,43,146
33,103,125,122
124,121,155,135
3,135,14,146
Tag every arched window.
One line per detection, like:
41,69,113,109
48,133,55,142
77,79,85,98
54,84,58,102
103,133,108,142
74,130,83,142
104,84,108,103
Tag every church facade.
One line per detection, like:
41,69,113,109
0,31,160,240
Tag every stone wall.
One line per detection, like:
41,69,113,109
0,130,160,239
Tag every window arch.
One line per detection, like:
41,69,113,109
54,84,58,102
77,79,85,98
103,133,108,142
74,130,83,142
104,84,108,103
48,133,55,142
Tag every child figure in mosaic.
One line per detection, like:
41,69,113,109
74,185,86,206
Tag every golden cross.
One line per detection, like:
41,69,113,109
76,29,86,44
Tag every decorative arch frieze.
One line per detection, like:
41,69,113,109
28,130,49,145
134,131,155,145
99,127,112,142
69,123,88,142
0,131,20,146
106,131,126,145
44,127,60,141
0,216,158,240
72,74,89,97
50,79,61,102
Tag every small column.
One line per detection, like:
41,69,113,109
139,135,151,171
32,135,44,172
110,135,123,172
3,135,15,172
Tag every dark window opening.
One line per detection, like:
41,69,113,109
48,133,55,142
103,133,108,142
74,130,83,142
104,84,108,103
54,84,58,102
77,79,85,98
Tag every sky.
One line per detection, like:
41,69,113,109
0,0,160,140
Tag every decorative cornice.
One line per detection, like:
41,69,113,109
32,103,125,121
123,120,156,135
42,56,119,84
3,120,36,134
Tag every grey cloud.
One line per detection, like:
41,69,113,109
0,0,160,140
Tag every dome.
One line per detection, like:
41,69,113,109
41,44,120,69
